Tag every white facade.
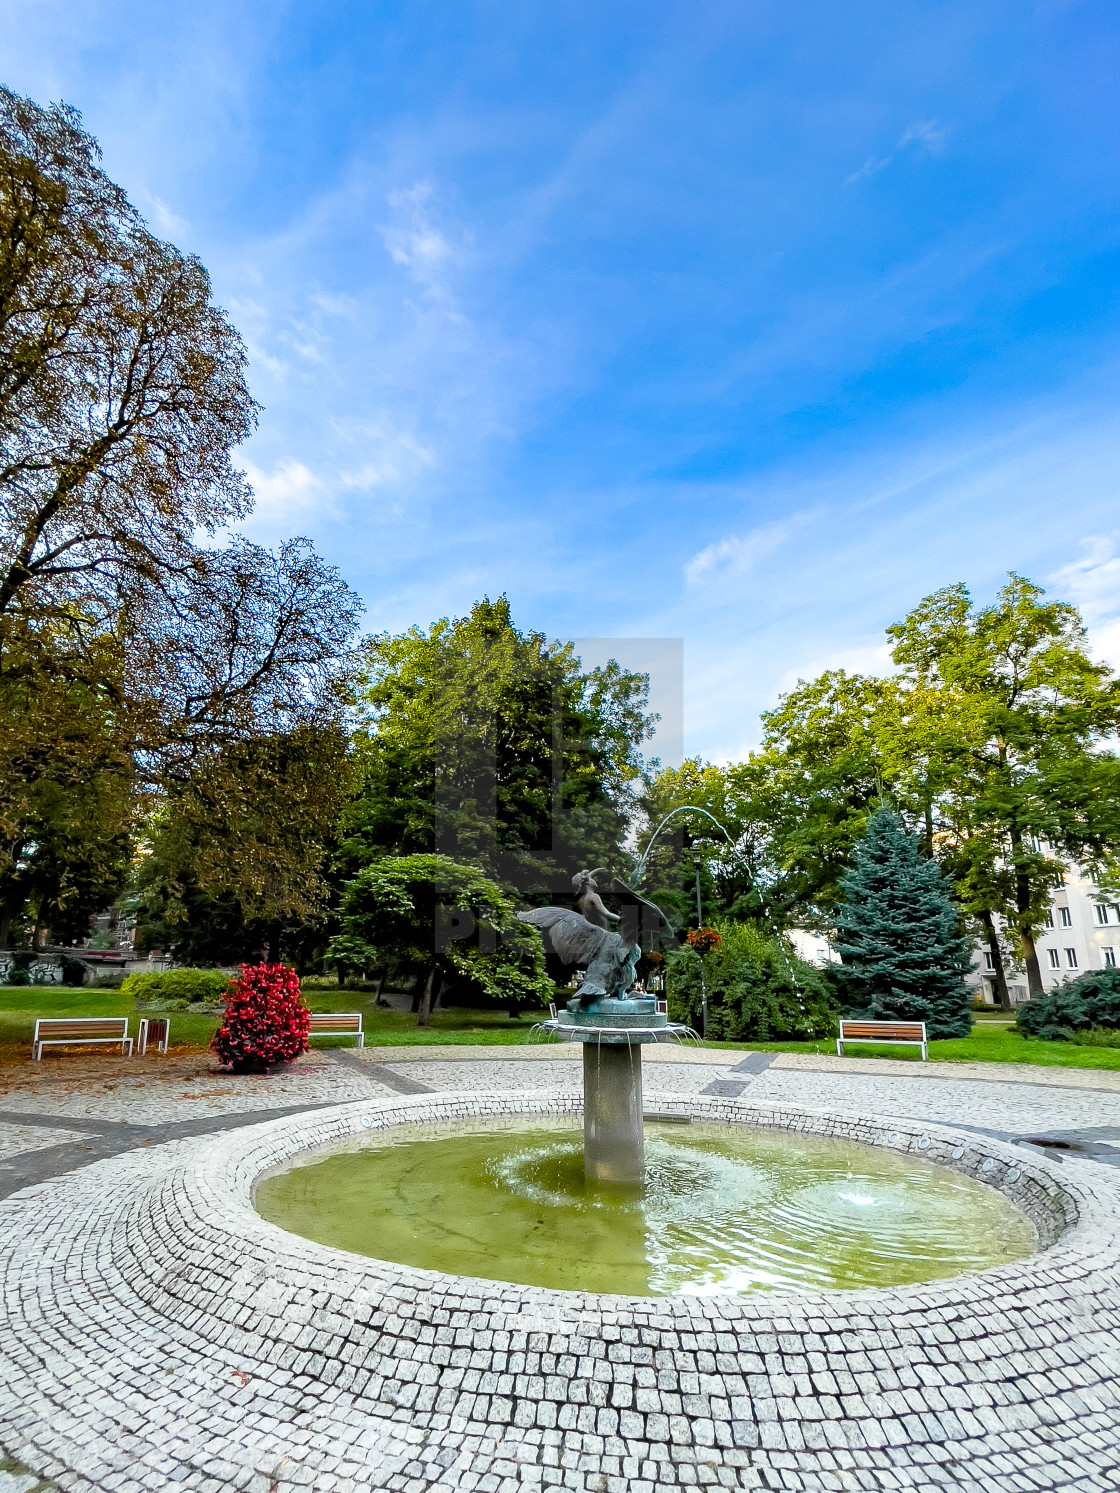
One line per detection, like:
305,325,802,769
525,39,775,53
969,865,1120,1006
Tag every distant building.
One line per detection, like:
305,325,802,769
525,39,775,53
969,864,1119,1006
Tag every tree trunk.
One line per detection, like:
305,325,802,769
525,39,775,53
978,909,1012,1012
1014,876,1044,995
0,910,9,952
375,967,388,1007
417,964,436,1027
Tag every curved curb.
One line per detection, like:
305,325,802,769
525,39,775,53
1,1093,1119,1492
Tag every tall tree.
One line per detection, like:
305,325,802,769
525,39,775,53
344,598,654,897
0,87,362,942
832,806,973,1037
754,577,1120,995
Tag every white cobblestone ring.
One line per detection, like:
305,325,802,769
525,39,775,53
0,1092,1117,1492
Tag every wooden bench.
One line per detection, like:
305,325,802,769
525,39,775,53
836,1019,927,1061
137,1017,170,1055
307,1012,364,1048
32,1017,133,1060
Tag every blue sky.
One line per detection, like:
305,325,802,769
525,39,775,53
4,0,1120,761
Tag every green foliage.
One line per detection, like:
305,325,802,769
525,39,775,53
1069,1027,1120,1049
1016,968,1120,1041
343,599,654,895
333,852,554,1022
752,576,1120,998
666,919,838,1042
131,725,351,966
120,967,230,1009
832,807,973,1038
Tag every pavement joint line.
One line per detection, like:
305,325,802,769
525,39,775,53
0,1101,348,1200
327,1047,436,1094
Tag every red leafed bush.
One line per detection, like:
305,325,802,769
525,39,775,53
685,926,722,956
212,963,310,1073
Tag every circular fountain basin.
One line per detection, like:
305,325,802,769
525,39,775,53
255,1116,1034,1296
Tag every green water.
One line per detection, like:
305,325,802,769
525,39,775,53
255,1120,1035,1297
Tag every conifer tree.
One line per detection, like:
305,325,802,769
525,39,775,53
832,805,973,1037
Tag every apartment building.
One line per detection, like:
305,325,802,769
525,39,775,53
970,864,1119,1006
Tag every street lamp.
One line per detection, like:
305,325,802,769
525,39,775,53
691,847,708,1039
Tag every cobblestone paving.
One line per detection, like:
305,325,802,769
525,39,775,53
1,1054,1119,1492
0,1050,392,1124
384,1055,1120,1134
0,1121,90,1163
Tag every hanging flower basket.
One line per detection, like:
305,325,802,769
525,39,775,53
685,926,722,956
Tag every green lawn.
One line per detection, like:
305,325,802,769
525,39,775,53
0,984,550,1060
4,986,1120,1071
702,1021,1120,1070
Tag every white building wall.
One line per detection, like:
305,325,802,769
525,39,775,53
969,866,1120,1005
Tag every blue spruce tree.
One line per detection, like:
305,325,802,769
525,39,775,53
832,805,973,1038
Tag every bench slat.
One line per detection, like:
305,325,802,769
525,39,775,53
841,1023,925,1039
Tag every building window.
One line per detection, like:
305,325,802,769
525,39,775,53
1048,948,1061,969
984,952,995,970
1065,948,1078,969
1104,949,1117,968
1059,907,1073,927
1095,904,1109,925
1044,909,1054,928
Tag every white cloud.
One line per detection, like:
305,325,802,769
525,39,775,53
380,182,461,297
1050,535,1120,621
135,188,190,238
1050,535,1120,669
684,512,814,584
845,118,950,184
241,458,336,528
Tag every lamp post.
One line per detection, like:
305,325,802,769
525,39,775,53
692,849,708,1039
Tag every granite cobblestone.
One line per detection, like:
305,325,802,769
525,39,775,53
0,1090,1117,1492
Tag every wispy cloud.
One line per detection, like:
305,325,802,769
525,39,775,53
845,119,951,184
684,512,816,585
1050,535,1120,668
380,182,464,298
241,458,336,529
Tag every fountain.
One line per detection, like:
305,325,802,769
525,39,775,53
518,869,693,1183
253,875,1036,1299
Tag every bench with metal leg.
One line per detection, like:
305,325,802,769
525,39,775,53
31,1017,133,1060
836,1019,928,1061
307,1013,365,1047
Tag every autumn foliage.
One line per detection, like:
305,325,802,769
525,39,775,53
212,962,310,1072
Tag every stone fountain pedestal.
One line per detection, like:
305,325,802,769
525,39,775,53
547,996,690,1183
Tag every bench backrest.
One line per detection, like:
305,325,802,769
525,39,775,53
34,1018,129,1039
307,1013,363,1032
840,1020,926,1040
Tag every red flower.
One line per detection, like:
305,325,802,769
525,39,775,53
212,963,310,1070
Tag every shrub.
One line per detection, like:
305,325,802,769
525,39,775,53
666,920,839,1042
212,963,310,1072
1070,1026,1120,1049
1016,968,1120,1041
121,967,230,1009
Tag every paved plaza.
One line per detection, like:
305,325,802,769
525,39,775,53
0,1045,1118,1492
